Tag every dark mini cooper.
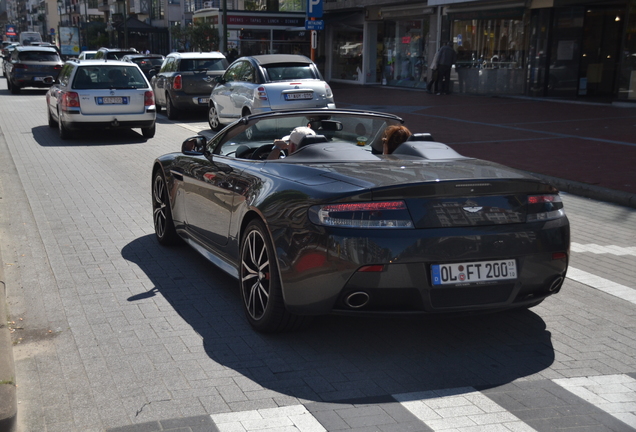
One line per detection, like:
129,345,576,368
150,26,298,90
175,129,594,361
152,109,570,333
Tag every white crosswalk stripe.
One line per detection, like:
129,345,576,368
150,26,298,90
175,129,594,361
211,404,327,432
394,388,538,432
567,267,636,305
553,374,636,429
571,242,636,256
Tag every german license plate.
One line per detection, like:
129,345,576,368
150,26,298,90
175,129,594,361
431,259,517,285
97,97,128,105
198,97,209,104
285,92,313,100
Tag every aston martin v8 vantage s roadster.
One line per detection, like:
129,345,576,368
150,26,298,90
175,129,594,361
152,109,570,333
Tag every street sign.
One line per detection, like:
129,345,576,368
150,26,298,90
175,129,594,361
307,0,323,18
305,20,324,31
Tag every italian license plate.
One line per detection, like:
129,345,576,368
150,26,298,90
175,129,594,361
198,97,209,104
98,97,128,105
431,259,517,286
285,92,313,100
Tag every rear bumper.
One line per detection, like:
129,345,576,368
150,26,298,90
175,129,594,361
170,91,211,110
63,119,155,130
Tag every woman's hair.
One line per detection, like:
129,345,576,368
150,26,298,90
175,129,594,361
382,125,412,154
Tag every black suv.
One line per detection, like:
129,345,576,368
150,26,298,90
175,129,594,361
5,46,63,94
121,53,165,80
150,51,228,120
94,47,139,60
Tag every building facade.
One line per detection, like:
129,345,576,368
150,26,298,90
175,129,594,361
323,0,636,103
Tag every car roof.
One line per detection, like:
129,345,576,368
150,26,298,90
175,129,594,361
16,46,58,53
123,54,164,59
250,54,313,65
167,51,226,59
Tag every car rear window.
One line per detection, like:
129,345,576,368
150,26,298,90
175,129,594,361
106,51,135,60
18,51,61,62
180,58,228,71
73,66,148,89
264,63,317,81
133,58,164,67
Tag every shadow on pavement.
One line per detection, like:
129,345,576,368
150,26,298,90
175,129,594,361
32,125,149,146
122,234,555,402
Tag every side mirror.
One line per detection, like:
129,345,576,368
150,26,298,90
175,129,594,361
43,76,56,85
181,136,207,154
215,76,225,84
148,69,157,78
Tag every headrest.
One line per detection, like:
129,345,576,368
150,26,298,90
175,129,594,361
296,135,329,149
407,133,435,142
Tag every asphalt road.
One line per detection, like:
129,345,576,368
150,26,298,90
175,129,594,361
0,84,635,432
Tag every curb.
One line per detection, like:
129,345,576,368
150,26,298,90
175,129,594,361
0,246,17,432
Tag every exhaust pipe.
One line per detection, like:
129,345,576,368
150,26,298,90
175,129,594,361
345,291,370,309
549,276,564,292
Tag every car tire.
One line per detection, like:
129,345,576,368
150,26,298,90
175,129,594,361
47,106,57,128
165,94,178,120
239,219,310,333
208,104,222,131
58,110,72,139
152,170,180,246
142,123,156,139
155,103,162,114
8,79,19,94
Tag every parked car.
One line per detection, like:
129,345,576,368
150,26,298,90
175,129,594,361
5,46,63,94
208,54,336,131
121,53,165,80
77,50,98,60
151,109,570,333
1,42,20,76
93,47,138,60
151,51,228,120
45,59,156,139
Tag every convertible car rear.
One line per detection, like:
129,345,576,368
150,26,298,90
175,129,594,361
152,109,569,332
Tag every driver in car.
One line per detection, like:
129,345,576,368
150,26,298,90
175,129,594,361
267,126,316,160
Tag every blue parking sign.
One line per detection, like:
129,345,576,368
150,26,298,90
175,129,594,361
307,0,323,18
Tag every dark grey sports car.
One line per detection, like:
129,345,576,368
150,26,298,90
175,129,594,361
152,109,570,333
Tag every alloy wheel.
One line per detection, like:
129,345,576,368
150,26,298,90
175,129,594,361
241,229,270,321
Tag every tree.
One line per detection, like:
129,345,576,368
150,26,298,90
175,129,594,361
171,22,219,52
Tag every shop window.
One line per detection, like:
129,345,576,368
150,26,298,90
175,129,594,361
332,28,363,81
381,19,429,88
452,18,525,69
619,4,636,100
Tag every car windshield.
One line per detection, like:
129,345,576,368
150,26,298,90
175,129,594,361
72,66,147,89
215,113,400,159
264,63,317,81
181,58,228,71
18,52,60,61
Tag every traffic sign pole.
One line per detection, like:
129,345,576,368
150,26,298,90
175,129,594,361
311,18,315,62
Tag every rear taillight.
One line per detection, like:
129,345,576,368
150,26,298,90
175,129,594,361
173,74,182,90
256,86,268,101
325,83,333,98
309,201,414,229
54,65,62,70
144,91,155,106
526,194,565,221
61,92,80,110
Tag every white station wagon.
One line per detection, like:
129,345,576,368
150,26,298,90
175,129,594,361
45,59,156,140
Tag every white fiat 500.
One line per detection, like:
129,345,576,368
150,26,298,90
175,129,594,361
45,59,156,140
208,54,336,131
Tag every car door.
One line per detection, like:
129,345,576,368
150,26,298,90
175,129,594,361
181,133,242,248
48,63,73,119
152,56,173,106
231,61,258,115
212,61,247,121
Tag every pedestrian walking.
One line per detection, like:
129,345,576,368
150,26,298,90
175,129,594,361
427,41,456,95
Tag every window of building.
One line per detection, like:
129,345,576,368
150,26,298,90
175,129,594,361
380,19,429,88
332,25,363,81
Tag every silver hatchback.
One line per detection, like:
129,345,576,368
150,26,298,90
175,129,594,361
208,54,336,131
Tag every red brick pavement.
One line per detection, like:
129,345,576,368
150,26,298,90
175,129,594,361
331,83,636,196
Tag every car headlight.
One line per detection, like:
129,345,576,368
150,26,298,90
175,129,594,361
308,200,414,228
